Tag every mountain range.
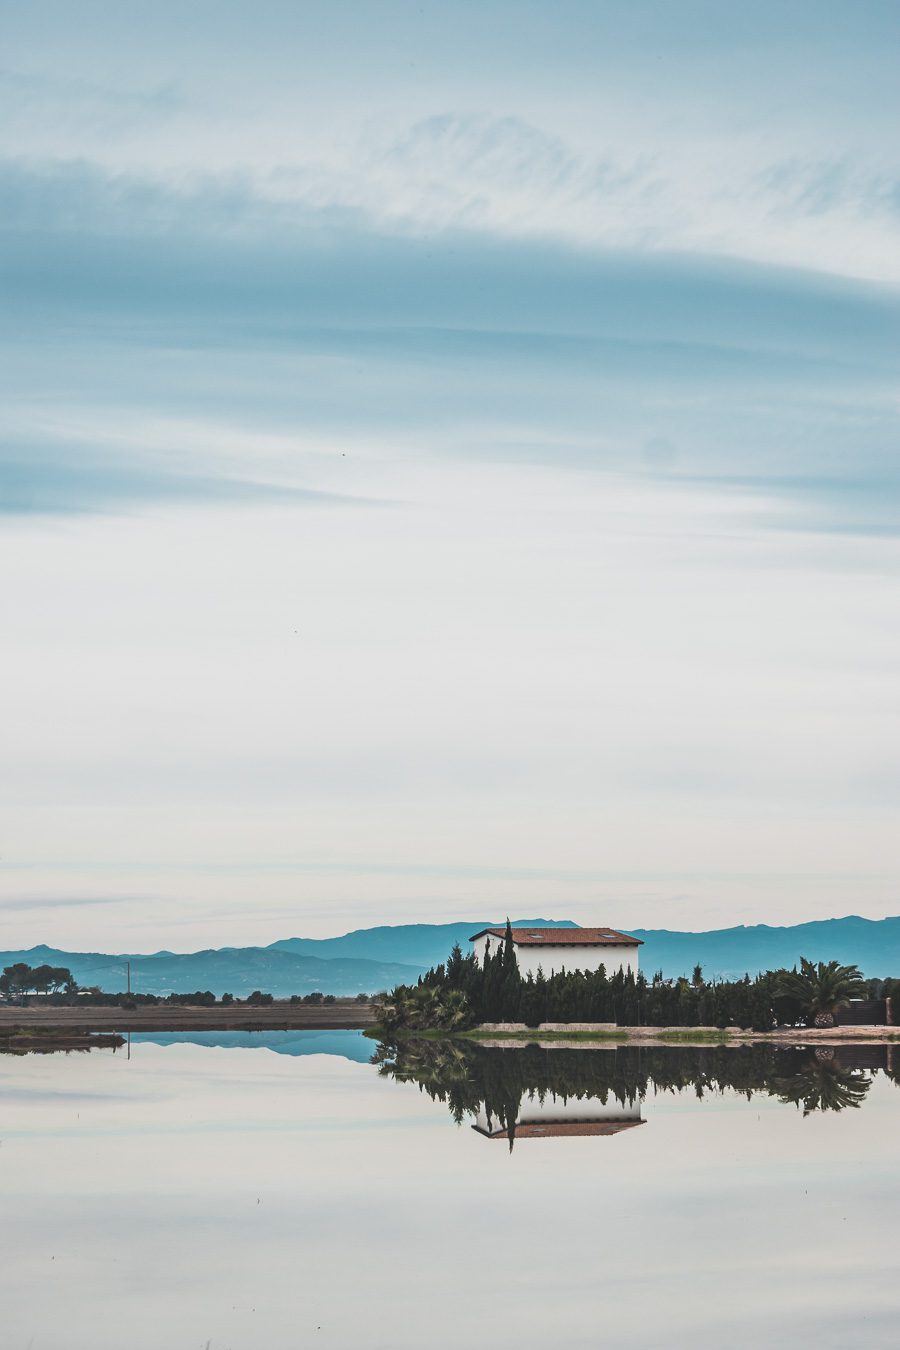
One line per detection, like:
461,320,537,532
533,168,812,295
0,918,575,997
2,914,899,996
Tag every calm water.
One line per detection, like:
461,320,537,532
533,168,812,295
2,1033,898,1349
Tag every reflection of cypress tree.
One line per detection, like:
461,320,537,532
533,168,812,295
373,1040,879,1130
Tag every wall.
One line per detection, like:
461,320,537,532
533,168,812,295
470,935,639,979
834,999,887,1027
476,1022,618,1032
474,1095,641,1135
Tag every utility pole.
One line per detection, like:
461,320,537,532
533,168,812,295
127,961,131,996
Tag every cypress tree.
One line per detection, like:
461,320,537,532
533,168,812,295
495,918,522,1018
534,966,547,1026
446,943,464,988
502,918,516,976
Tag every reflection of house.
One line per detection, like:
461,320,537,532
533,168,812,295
473,1093,644,1141
832,1044,894,1073
469,926,642,979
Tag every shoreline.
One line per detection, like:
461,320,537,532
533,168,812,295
4,1006,894,1045
464,1024,899,1045
368,1022,899,1047
1,1029,126,1053
0,1002,377,1033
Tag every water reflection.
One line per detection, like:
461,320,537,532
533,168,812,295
373,1039,897,1145
0,1028,373,1061
0,1030,125,1055
773,1047,874,1117
3,1032,900,1348
473,1096,644,1142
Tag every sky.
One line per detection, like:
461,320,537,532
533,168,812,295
1,1,899,950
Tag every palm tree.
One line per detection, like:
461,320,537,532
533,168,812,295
373,983,472,1034
776,958,865,1028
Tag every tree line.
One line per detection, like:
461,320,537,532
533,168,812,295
375,922,892,1033
0,963,77,996
1,965,373,1007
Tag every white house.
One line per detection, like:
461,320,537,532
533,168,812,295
468,926,642,980
473,1093,645,1142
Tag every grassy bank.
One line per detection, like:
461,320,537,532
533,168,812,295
365,1024,728,1043
366,1022,898,1044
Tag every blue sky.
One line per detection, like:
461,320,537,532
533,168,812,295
1,2,898,947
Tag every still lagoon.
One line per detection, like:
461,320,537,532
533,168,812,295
2,1032,898,1349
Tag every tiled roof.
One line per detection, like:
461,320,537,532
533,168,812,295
469,926,642,947
473,1119,645,1139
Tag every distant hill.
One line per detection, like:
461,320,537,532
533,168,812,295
134,1031,373,1062
267,918,578,971
3,915,900,996
0,918,573,997
0,943,423,999
634,915,900,982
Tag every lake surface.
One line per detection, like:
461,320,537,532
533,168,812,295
2,1033,898,1349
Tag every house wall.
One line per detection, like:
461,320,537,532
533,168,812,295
475,1096,641,1135
470,935,639,979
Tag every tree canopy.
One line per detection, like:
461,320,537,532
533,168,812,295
775,959,866,1027
375,943,873,1034
0,963,76,996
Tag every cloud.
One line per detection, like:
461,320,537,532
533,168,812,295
0,895,135,912
1,158,897,528
0,63,185,129
0,443,370,515
4,3,900,282
1,2,898,945
2,157,895,353
376,112,654,232
670,471,900,538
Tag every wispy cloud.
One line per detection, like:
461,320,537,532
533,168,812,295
2,158,896,528
0,443,372,515
3,2,900,282
2,1,899,943
0,895,135,912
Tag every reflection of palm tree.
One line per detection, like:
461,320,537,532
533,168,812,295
374,1040,884,1138
775,1061,871,1116
374,1038,460,1077
776,958,865,1028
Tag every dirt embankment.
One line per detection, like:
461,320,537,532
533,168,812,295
0,1000,377,1033
465,1023,899,1046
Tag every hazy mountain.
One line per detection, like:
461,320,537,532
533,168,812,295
0,943,423,998
133,1030,373,1062
4,914,900,996
266,918,578,971
0,919,572,997
635,915,900,982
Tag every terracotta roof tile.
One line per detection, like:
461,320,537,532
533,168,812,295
469,926,642,946
473,1119,645,1139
